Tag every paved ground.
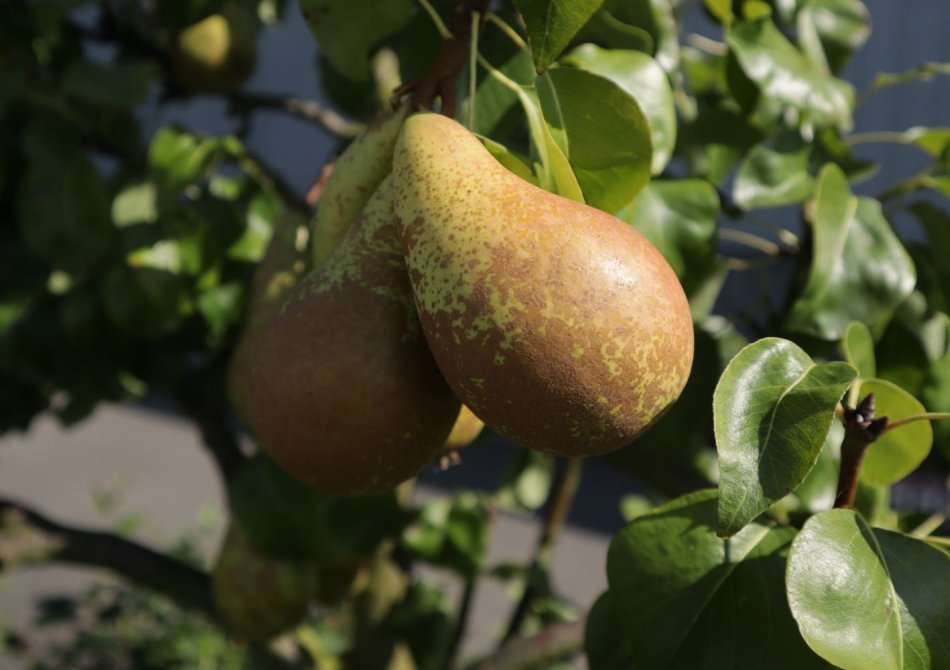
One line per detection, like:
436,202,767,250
0,404,626,667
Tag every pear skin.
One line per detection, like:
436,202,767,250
248,176,460,495
392,113,694,457
171,4,256,93
228,210,309,426
311,104,410,265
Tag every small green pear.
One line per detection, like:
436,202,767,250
170,5,256,93
211,524,318,641
443,405,485,452
248,176,461,495
392,113,694,457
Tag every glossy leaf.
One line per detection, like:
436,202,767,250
733,132,815,208
585,591,636,670
919,314,950,459
607,490,826,669
300,0,413,81
563,45,675,173
538,67,652,212
515,82,583,199
714,337,856,537
785,164,916,340
858,378,932,486
513,0,603,73
727,17,854,128
799,0,871,73
604,0,679,72
616,179,719,297
787,509,950,670
842,321,876,379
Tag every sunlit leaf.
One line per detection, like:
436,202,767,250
857,377,932,486
513,0,603,73
787,509,950,670
714,337,855,537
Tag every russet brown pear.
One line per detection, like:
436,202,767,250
248,177,460,495
392,113,693,457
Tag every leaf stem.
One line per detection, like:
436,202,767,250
486,12,529,52
719,228,785,256
845,131,916,146
418,0,453,39
501,457,583,642
883,412,950,432
468,10,480,130
910,514,946,538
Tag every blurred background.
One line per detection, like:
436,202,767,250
1,0,949,668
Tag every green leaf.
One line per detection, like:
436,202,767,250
607,490,827,669
515,82,583,200
496,448,554,513
785,164,916,340
733,132,815,208
704,0,733,24
513,0,603,73
563,45,675,174
18,153,112,275
858,378,932,486
714,337,856,537
616,179,719,297
479,136,537,185
402,493,489,577
793,420,843,514
680,107,764,185
727,17,854,128
112,180,159,227
585,591,636,669
61,61,157,108
787,509,950,670
919,314,950,460
148,127,243,201
604,0,679,72
799,0,870,73
842,321,876,379
300,0,413,81
538,67,652,212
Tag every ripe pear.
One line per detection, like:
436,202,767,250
211,524,318,641
170,5,256,93
392,113,694,457
248,176,461,495
443,405,485,451
311,104,410,266
228,210,309,426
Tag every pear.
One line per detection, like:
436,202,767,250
392,113,694,457
443,405,485,451
211,524,318,641
248,176,461,495
228,210,309,426
170,4,256,93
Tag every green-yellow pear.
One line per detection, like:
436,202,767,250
311,103,410,266
392,113,694,458
170,5,256,93
248,177,461,495
211,524,318,641
228,210,309,426
443,405,485,452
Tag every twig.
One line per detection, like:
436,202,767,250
228,92,364,138
447,575,477,665
397,0,491,115
834,394,888,508
502,457,583,642
173,361,247,482
0,498,215,617
238,151,311,216
466,619,585,670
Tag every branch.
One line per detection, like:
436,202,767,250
173,361,247,483
228,92,364,138
502,457,583,642
238,151,311,217
398,0,491,116
466,619,585,670
0,498,215,618
834,393,888,508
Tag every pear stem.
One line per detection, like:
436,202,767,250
486,12,529,52
398,0,490,115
